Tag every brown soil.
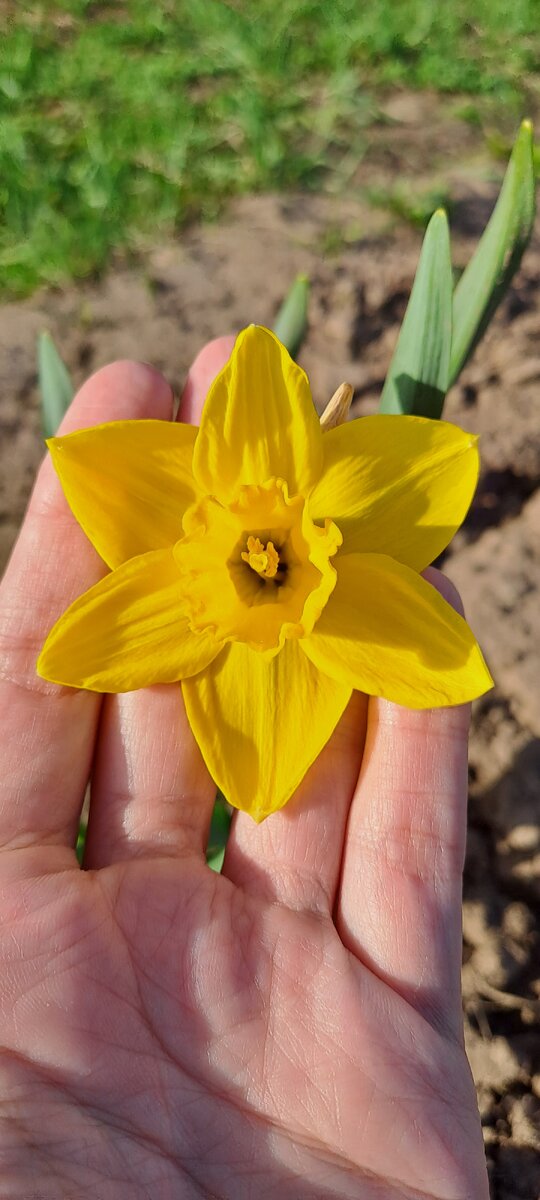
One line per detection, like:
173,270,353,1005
1,102,539,1197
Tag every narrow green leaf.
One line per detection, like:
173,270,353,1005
207,846,226,873
450,119,535,385
76,821,87,866
273,273,309,359
206,793,231,873
38,331,74,438
379,209,452,418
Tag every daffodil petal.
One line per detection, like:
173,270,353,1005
182,639,351,820
37,548,223,692
48,420,199,568
309,414,479,571
192,326,323,503
302,553,493,707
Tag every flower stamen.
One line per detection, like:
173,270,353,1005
241,535,280,580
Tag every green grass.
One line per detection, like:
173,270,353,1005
366,183,454,231
1,0,539,296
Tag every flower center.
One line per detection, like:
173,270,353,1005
241,536,280,580
175,479,342,656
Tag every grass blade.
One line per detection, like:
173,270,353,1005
450,120,535,385
379,209,452,418
38,331,74,438
273,274,309,359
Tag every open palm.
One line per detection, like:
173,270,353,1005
0,347,488,1199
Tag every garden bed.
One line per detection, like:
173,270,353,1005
1,173,539,1196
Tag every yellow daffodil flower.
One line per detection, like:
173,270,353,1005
38,325,492,820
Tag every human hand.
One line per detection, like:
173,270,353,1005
0,346,489,1199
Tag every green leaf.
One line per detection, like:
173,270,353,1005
450,119,536,385
38,331,74,438
206,793,231,873
272,273,309,359
206,846,226,873
76,821,87,866
379,209,452,418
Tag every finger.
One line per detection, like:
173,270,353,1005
84,684,217,867
177,335,237,423
223,692,368,914
337,568,470,1039
86,337,236,868
0,362,173,862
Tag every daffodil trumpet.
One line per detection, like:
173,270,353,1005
38,326,492,820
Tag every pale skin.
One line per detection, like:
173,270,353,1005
0,342,489,1199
